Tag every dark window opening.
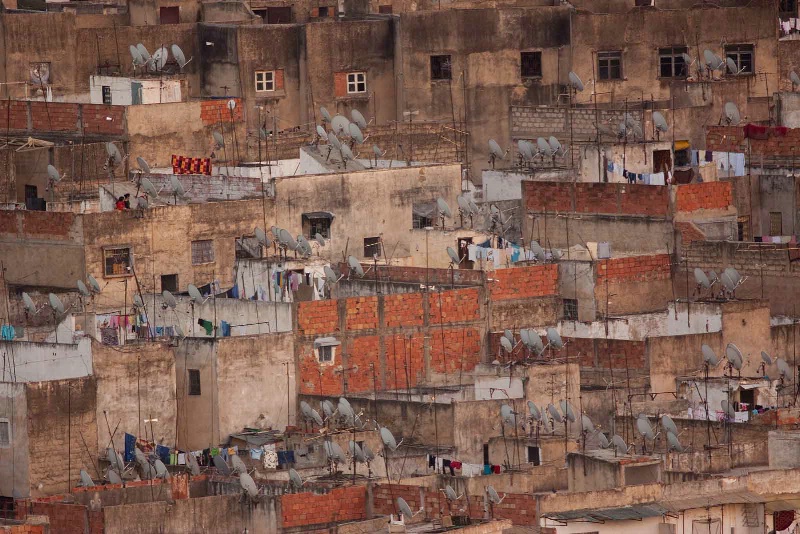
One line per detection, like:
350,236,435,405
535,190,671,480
739,388,754,407
161,274,178,293
521,51,542,78
159,6,179,24
737,221,745,241
635,0,653,5
378,4,392,12
364,236,382,258
318,345,333,363
483,443,490,465
104,247,132,277
527,446,540,465
563,298,578,321
266,6,292,23
659,47,687,78
102,86,112,105
725,44,754,75
188,369,201,396
302,213,332,239
318,6,329,16
413,214,433,229
770,212,783,236
25,185,44,211
431,55,452,81
781,0,797,16
0,420,9,446
191,240,214,265
236,236,262,259
598,51,622,80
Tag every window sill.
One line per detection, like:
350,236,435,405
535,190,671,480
336,94,370,102
522,76,543,82
256,91,286,100
431,78,452,84
192,262,216,266
104,273,133,279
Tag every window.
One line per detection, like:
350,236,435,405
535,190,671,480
634,0,653,5
412,201,436,229
309,218,331,239
29,62,50,85
781,0,797,16
364,236,382,258
255,71,275,92
378,4,392,12
725,44,754,75
102,86,112,105
191,240,215,265
527,446,540,465
104,246,132,277
770,212,783,236
430,55,452,81
318,6,329,16
413,213,433,229
188,369,201,396
521,51,542,79
318,345,333,363
659,47,687,78
0,419,10,447
598,51,622,80
563,298,578,321
236,236,262,259
266,6,292,23
161,274,178,293
347,72,366,94
159,6,179,24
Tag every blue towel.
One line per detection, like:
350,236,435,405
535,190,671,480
1,325,15,341
483,464,491,475
277,450,295,465
220,321,231,337
124,433,136,462
156,444,170,464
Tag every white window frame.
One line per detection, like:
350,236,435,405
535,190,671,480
347,72,366,94
255,70,275,92
0,418,11,448
314,337,340,366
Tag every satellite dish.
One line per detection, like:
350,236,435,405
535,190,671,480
107,469,123,484
231,455,247,474
488,139,504,159
133,294,145,308
397,497,414,520
724,102,741,125
519,328,531,347
703,49,723,70
636,415,655,440
141,177,159,198
546,327,563,349
77,280,91,297
240,472,259,498
530,241,546,261
134,447,147,465
327,131,341,149
338,397,355,422
612,434,628,454
289,468,303,488
186,453,200,476
136,43,151,63
47,164,61,183
129,45,144,66
725,343,743,371
324,265,339,286
721,400,735,419
528,331,544,354
79,470,95,487
226,99,236,112
500,404,516,425
308,407,323,426
792,70,800,88
87,274,101,294
212,455,230,475
653,111,669,132
527,400,541,421
372,144,384,158
702,344,719,366
518,140,534,161
320,106,332,122
487,486,503,504
681,53,693,66
136,197,148,210
548,136,562,154
340,144,355,161
348,123,364,144
559,400,576,423
761,351,773,365
666,431,684,452
327,442,347,463
598,433,610,448
162,290,177,309
348,256,365,277
447,246,460,265
173,323,185,338
106,142,122,165
170,175,186,198
437,197,452,219
777,357,792,377
725,57,739,75
154,459,170,479
568,71,584,92
537,137,552,156
188,284,203,303
499,336,513,353
314,233,326,247
48,293,65,314
547,403,563,423
331,115,350,135
171,44,188,69
694,268,711,289
136,156,151,174
444,485,459,501
661,415,678,436
362,442,375,462
581,414,595,433
254,227,271,246
349,440,366,463
316,125,327,138
213,131,225,147
504,329,514,343
150,46,168,72
321,399,335,418
380,426,399,451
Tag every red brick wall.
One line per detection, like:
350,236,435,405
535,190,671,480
706,125,800,156
200,98,243,126
373,484,427,517
466,493,537,525
675,182,733,212
675,221,706,244
21,211,75,239
346,296,379,330
385,333,425,389
384,293,424,327
27,502,88,534
29,102,78,132
82,104,125,135
428,288,480,322
491,264,558,301
430,326,481,373
0,100,29,130
280,486,366,528
334,72,348,98
523,182,669,217
596,254,671,283
298,300,339,335
0,101,125,135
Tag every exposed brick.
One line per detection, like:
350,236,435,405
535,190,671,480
490,264,558,301
280,486,366,528
596,254,671,283
675,182,733,212
200,98,243,127
523,181,668,217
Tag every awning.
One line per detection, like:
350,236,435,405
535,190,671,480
674,140,690,151
314,337,341,348
544,503,669,523
739,383,762,390
412,201,437,218
302,211,334,220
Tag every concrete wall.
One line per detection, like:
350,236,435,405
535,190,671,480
0,338,92,382
0,383,28,498
175,339,218,450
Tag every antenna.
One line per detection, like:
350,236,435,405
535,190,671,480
725,57,745,76
87,274,102,294
436,197,452,226
347,256,365,277
170,175,186,202
162,290,177,309
380,426,402,451
289,468,303,489
188,284,208,305
652,111,669,140
149,46,169,73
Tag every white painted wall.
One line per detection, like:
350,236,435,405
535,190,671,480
474,375,524,400
89,75,182,106
0,337,92,382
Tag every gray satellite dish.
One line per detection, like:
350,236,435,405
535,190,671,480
702,344,719,366
314,233,326,247
331,115,350,134
724,102,741,125
725,343,743,371
136,196,148,210
231,455,247,474
351,109,367,129
548,136,562,155
397,497,414,519
444,485,459,501
666,431,684,452
661,415,678,436
568,71,584,92
136,43,151,63
106,142,122,165
309,407,323,426
559,400,576,423
324,265,339,286
488,139,504,159
107,469,123,484
226,99,236,112
792,71,800,88
372,144,384,158
777,357,792,377
518,140,533,161
289,468,303,488
141,177,159,198
725,57,739,75
162,290,177,309
171,44,188,69
107,447,123,472
340,144,355,161
537,137,552,156
704,49,723,70
77,280,91,297
721,400,735,418
22,292,36,315
322,399,335,418
212,455,230,475
500,336,513,353
213,131,225,147
487,486,503,504
87,274,101,294
547,403,563,423
598,433,610,448
188,284,203,303
296,235,312,256
348,256,365,276
133,294,145,308
362,442,375,462
380,427,399,451
500,404,516,425
761,351,773,365
48,293,65,314
240,472,259,498
349,440,366,463
186,452,200,475
636,415,655,440
527,400,541,421
546,327,563,349
531,241,546,261
129,45,144,66
503,329,514,343
320,106,332,122
338,397,355,423
528,331,544,354
328,442,347,463
348,123,364,144
173,323,184,338
134,447,147,465
316,125,327,138
519,328,531,347
457,195,471,214
79,470,95,487
447,246,460,265
437,197,452,219
254,227,271,246
47,164,61,183
154,459,170,479
327,131,341,149
170,176,186,198
653,112,669,132
612,434,628,454
136,156,151,174
581,414,595,433
694,268,711,289
151,46,168,72
140,462,156,480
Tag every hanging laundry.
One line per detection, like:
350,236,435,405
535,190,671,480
220,321,231,337
156,445,170,464
178,453,186,465
483,464,491,475
743,123,769,140
170,452,178,465
277,450,295,465
1,325,15,341
510,244,521,262
198,318,213,335
450,460,462,470
649,172,665,185
443,459,454,476
250,448,264,460
124,433,136,462
428,454,436,468
171,154,212,175
492,464,502,474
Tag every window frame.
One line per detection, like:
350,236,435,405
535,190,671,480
160,274,179,293
520,51,543,79
563,298,578,321
430,55,452,81
103,246,133,278
658,46,688,79
347,72,367,94
598,51,623,81
188,369,201,396
191,240,215,265
101,86,112,105
363,236,382,258
769,211,783,236
413,214,434,229
0,418,10,447
318,345,333,363
255,70,275,93
308,217,331,239
780,0,797,16
724,44,754,76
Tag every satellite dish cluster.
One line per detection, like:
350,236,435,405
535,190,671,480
693,266,746,299
318,107,381,168
129,43,191,73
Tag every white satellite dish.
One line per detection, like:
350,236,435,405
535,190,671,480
162,290,177,309
568,71,584,92
48,293,65,314
171,44,190,69
351,109,367,129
